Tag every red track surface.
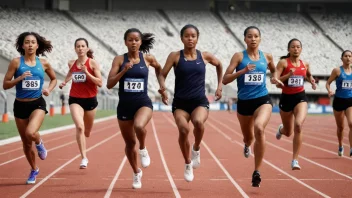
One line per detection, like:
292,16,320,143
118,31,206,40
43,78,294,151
0,112,351,197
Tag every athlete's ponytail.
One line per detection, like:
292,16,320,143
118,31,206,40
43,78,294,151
124,28,155,53
280,53,290,60
140,33,155,53
280,38,302,60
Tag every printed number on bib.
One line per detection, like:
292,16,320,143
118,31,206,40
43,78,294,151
244,73,264,85
288,76,304,87
342,80,352,90
124,78,144,92
22,76,40,90
72,72,86,83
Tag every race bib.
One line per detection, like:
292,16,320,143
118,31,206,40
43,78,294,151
342,80,352,89
22,76,40,90
288,76,304,87
244,73,264,85
72,72,86,83
124,78,144,92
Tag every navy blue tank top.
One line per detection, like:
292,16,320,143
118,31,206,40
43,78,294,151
174,50,206,100
118,52,149,101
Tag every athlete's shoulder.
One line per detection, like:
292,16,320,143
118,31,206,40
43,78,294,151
332,66,341,73
277,58,287,65
39,57,49,66
167,51,180,59
144,53,156,60
10,57,21,64
232,51,244,61
262,52,273,60
68,59,76,65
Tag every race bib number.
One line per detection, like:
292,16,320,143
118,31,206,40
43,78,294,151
244,73,264,85
342,80,352,89
288,76,304,87
72,72,86,83
124,78,144,92
22,76,40,90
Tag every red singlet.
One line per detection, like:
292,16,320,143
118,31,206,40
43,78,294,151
69,58,98,98
281,58,306,94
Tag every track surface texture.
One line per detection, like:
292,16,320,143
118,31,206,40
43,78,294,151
0,112,351,198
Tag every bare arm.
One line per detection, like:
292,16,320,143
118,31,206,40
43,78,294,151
59,61,74,89
145,54,164,90
203,51,223,100
266,53,283,86
304,61,317,90
41,58,57,95
222,52,248,85
326,67,339,96
106,56,131,89
276,59,291,82
85,59,102,87
146,54,169,104
203,51,223,91
158,52,177,92
3,58,31,90
305,62,314,84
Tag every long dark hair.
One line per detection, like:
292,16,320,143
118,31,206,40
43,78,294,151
75,38,94,59
15,32,53,56
280,38,302,60
124,28,155,53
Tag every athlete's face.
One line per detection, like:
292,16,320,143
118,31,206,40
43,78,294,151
341,51,352,65
22,35,38,55
244,29,261,48
181,28,198,48
288,40,302,58
125,32,142,52
75,40,89,57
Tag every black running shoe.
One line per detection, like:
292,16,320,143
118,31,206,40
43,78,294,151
252,170,261,187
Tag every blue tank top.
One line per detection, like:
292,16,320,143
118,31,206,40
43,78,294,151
118,52,149,101
174,50,206,100
335,66,352,98
236,50,268,100
14,56,44,99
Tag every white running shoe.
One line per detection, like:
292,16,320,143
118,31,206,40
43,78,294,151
338,146,344,156
184,161,194,182
244,144,251,158
139,147,150,168
132,168,143,189
291,159,301,170
276,124,283,140
80,158,88,169
191,145,200,169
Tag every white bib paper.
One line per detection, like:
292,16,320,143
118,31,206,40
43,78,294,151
342,80,352,90
124,78,144,92
22,76,40,90
288,76,304,87
72,72,86,83
244,73,264,85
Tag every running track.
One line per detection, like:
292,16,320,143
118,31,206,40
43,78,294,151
0,112,351,198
